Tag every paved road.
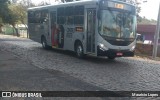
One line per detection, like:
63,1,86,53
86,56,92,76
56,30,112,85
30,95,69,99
0,43,107,100
0,35,160,99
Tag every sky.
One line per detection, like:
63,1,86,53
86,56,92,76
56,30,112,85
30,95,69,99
139,0,160,20
31,0,160,20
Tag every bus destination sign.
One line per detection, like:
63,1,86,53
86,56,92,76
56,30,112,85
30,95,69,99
115,3,124,9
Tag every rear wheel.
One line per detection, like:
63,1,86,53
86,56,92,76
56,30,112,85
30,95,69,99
76,42,84,58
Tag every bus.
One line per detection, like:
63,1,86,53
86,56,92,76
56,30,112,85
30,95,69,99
28,0,137,59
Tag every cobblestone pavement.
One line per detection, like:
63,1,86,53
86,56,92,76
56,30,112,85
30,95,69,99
0,45,106,100
0,35,160,99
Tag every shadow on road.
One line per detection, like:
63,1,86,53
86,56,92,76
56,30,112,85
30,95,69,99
37,47,131,66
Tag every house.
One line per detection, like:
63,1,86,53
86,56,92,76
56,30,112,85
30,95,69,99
137,24,156,43
137,24,160,43
136,24,160,57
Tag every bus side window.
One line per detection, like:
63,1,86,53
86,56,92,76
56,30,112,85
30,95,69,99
74,5,84,25
28,11,34,23
41,10,49,23
57,7,66,24
34,11,41,23
65,6,74,25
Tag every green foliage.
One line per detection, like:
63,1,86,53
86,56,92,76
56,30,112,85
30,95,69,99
0,17,2,24
0,0,27,25
0,0,9,22
138,16,157,24
3,4,19,25
1,4,22,36
11,4,27,24
18,0,36,8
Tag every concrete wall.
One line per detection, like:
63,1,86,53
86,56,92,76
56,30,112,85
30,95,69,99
135,43,160,57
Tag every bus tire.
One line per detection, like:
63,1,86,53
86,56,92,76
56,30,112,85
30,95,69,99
108,56,116,60
41,36,49,49
76,42,84,58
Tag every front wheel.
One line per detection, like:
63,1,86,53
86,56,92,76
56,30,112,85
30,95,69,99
76,42,84,58
108,56,116,60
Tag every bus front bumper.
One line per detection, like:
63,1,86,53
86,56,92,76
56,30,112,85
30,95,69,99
97,46,134,57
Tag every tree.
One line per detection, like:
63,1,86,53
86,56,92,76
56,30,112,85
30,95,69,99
0,17,3,33
138,17,157,24
0,0,10,19
12,0,18,3
135,0,148,23
18,0,35,8
16,5,27,24
13,4,28,32
3,4,20,36
61,0,80,3
0,0,9,13
37,1,50,6
0,0,9,33
136,6,142,22
0,0,31,36
17,0,36,38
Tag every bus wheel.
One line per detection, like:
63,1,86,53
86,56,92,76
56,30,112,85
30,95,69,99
41,37,49,49
108,56,116,60
76,42,84,58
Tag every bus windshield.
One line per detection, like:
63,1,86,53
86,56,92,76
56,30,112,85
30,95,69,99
99,9,136,39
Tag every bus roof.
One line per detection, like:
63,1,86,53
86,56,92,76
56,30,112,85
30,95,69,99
28,0,135,11
28,0,98,11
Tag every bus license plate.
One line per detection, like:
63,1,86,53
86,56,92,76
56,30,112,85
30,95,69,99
117,53,123,56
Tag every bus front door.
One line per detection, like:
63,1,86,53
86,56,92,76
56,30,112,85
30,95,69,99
50,11,58,47
87,9,96,53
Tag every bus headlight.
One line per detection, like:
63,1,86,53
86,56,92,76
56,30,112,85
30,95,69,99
100,43,104,48
99,43,108,51
130,45,135,51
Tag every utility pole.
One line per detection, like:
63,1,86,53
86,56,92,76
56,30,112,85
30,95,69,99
152,3,160,59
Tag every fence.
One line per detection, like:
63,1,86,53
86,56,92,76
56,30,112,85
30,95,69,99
1,26,27,38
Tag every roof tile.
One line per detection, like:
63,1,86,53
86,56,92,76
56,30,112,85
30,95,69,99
137,24,156,34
